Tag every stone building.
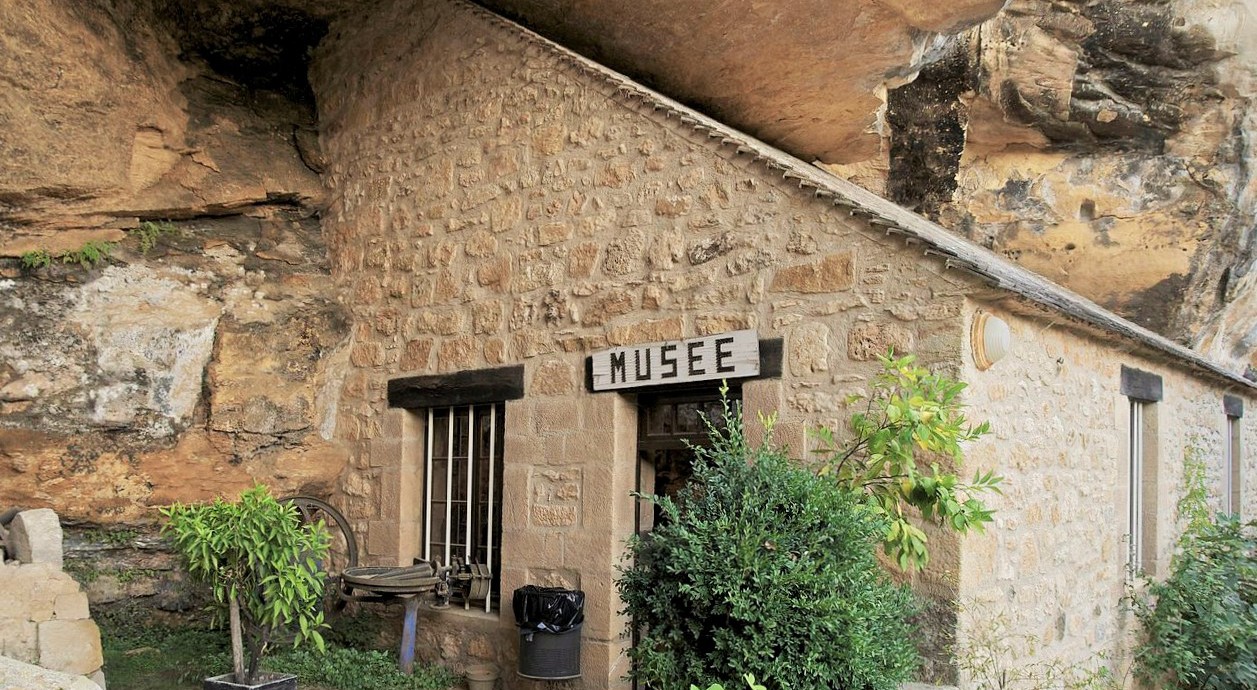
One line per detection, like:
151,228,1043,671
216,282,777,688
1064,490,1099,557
309,0,1255,686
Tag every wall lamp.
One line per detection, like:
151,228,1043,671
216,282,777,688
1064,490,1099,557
972,311,1012,371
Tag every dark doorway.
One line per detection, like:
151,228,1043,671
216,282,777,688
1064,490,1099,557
634,386,738,535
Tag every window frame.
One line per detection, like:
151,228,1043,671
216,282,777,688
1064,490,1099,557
1122,366,1163,578
1224,394,1244,518
421,402,506,613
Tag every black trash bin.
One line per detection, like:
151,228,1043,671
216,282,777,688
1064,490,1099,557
513,586,584,680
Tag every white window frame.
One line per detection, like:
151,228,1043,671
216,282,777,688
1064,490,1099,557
1128,400,1146,576
1225,413,1241,517
422,402,504,613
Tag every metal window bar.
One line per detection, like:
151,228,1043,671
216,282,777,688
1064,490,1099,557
1129,401,1144,575
422,404,504,610
465,405,475,605
444,409,455,569
485,404,496,613
424,408,435,562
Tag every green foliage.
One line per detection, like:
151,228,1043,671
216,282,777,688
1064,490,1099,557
813,351,1002,571
617,392,919,690
692,673,768,690
267,647,458,690
101,619,231,689
20,241,115,271
1131,450,1257,689
134,220,179,254
20,249,52,270
61,240,115,268
79,526,142,547
161,484,331,685
99,612,456,690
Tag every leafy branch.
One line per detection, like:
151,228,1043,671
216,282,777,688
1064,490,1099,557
814,350,1003,571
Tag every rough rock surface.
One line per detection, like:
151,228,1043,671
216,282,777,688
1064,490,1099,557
881,0,1257,373
0,0,352,521
0,656,101,690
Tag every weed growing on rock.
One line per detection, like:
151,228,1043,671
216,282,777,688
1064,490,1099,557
134,220,179,254
19,249,52,270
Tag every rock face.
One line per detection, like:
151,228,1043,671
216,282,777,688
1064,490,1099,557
881,0,1257,373
0,0,352,522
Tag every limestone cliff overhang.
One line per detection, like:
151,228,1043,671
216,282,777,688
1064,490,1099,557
458,0,1256,394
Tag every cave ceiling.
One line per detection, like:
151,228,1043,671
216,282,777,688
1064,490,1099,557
166,0,1009,165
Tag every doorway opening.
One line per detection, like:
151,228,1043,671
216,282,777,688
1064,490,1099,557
634,385,740,535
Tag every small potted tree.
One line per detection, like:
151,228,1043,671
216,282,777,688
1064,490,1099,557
162,484,331,690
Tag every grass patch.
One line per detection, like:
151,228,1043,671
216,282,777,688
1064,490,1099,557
100,612,458,690
266,648,459,690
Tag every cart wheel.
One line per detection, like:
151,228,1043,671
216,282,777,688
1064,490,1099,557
282,495,358,611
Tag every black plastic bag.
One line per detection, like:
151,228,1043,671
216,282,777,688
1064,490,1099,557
512,585,585,632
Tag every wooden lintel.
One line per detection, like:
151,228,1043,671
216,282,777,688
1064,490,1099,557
388,365,525,409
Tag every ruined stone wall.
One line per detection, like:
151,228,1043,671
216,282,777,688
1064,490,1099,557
957,302,1257,682
0,510,106,688
312,0,981,684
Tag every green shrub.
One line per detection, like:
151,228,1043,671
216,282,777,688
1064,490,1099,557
134,220,179,254
1132,452,1257,689
617,394,918,690
19,249,52,270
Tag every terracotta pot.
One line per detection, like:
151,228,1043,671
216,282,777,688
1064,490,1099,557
466,663,500,690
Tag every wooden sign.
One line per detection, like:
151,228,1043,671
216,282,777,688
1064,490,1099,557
590,330,760,391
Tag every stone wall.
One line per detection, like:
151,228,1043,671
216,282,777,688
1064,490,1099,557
0,510,105,688
957,301,1257,682
312,0,984,685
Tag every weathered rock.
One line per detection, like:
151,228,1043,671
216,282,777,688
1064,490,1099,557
36,619,104,676
0,655,101,690
882,0,1257,373
9,509,63,568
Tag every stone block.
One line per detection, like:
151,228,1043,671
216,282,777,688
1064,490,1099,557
530,505,577,528
848,322,914,361
37,619,103,675
789,322,832,376
530,359,575,396
53,592,90,621
0,656,101,690
568,242,599,279
769,253,854,293
9,509,63,568
400,338,433,371
607,317,683,346
0,620,37,663
437,337,478,372
534,400,579,434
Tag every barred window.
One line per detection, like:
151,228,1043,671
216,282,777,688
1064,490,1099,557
423,403,505,611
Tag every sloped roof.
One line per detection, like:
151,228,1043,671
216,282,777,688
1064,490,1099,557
460,0,1256,393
